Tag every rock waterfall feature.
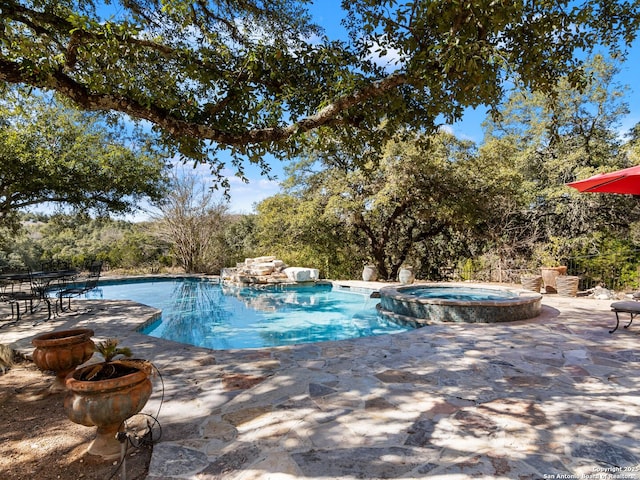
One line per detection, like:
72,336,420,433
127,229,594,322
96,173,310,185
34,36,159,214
221,256,319,286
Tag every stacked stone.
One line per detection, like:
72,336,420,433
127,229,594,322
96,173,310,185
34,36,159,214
221,256,319,285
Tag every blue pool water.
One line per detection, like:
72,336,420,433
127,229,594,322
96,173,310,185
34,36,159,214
403,286,518,301
85,278,410,349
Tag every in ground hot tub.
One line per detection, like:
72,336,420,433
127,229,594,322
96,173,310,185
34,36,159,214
377,283,542,326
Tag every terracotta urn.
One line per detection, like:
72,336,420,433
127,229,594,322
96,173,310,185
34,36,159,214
31,328,95,392
64,361,152,459
540,266,567,293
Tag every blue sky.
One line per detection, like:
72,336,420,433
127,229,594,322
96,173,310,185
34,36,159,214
219,0,640,213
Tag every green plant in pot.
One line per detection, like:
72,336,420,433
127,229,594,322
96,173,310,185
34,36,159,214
64,339,153,460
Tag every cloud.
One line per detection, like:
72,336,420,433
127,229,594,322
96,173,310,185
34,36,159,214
227,177,281,213
167,155,283,213
367,40,403,72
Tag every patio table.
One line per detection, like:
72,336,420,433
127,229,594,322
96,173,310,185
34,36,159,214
0,269,79,320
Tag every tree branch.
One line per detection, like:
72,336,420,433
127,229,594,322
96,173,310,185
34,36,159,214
0,59,408,146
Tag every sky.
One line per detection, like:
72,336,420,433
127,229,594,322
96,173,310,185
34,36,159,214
213,0,640,215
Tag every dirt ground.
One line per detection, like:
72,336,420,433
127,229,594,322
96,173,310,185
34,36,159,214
0,358,152,480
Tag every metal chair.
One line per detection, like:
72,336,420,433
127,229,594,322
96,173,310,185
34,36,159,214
0,278,20,325
0,269,42,321
57,261,103,313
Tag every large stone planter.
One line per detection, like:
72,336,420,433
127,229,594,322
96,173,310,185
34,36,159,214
32,328,95,392
556,275,580,297
520,275,543,293
65,361,152,459
398,267,415,285
362,265,378,282
540,266,567,293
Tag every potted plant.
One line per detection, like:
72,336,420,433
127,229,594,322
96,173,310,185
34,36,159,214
534,243,568,293
64,339,153,460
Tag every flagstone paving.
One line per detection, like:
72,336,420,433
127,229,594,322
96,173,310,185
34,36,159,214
2,284,639,479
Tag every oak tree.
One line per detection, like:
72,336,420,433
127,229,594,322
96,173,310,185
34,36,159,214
0,90,168,229
1,0,638,179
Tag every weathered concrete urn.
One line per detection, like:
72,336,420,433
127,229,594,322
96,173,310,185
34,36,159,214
31,328,95,392
398,266,415,285
64,360,152,460
362,265,378,282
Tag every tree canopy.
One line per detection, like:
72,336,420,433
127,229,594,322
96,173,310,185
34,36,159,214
0,90,168,229
483,56,640,251
248,55,640,283
1,0,639,178
257,129,506,280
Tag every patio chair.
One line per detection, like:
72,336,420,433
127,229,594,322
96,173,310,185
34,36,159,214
0,279,20,325
57,261,103,313
610,301,640,333
0,269,42,321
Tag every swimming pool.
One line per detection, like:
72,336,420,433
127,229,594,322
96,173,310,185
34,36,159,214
85,278,410,349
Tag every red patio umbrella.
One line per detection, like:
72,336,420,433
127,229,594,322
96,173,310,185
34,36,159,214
566,165,640,195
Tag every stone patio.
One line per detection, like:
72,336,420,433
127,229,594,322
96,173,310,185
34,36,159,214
1,283,639,479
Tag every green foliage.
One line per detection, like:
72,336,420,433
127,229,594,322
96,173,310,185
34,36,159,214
94,339,132,363
223,215,260,266
476,56,640,279
102,226,171,271
1,213,171,272
253,194,360,279
568,235,640,290
256,129,507,281
0,221,43,270
247,56,640,288
1,0,638,181
80,338,155,382
531,236,577,268
0,90,169,229
456,259,476,282
0,42,639,289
